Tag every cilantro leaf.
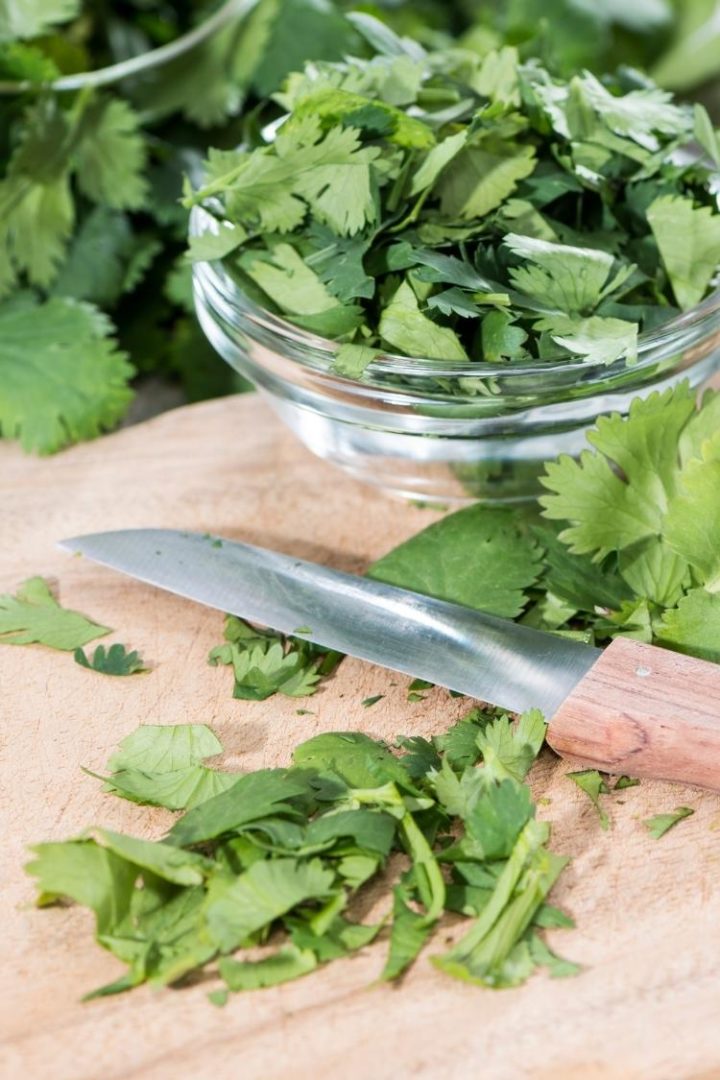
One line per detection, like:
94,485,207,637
476,709,547,783
0,577,109,650
434,708,494,770
292,86,435,149
196,42,715,377
410,130,468,196
567,770,611,829
93,829,212,887
654,590,720,663
242,243,339,316
369,505,543,618
167,770,312,846
26,839,137,935
481,309,528,361
396,735,441,780
209,640,322,700
0,296,134,453
538,315,638,365
381,879,434,980
109,724,223,775
644,806,694,839
206,858,335,952
187,224,247,263
614,775,640,790
29,703,574,1000
571,72,689,150
292,731,410,790
532,523,632,613
0,0,80,41
289,915,380,962
437,140,537,220
52,207,160,308
540,385,696,559
528,932,581,979
663,432,720,589
219,945,317,993
194,116,379,237
378,280,468,360
104,723,238,811
73,99,148,212
75,643,146,677
647,195,720,310
463,779,535,861
505,234,628,316
210,615,340,703
331,343,378,379
244,0,358,98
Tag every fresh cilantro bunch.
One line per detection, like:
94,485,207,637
539,382,720,660
361,381,720,665
0,1,224,76
191,23,720,380
28,710,578,999
0,0,364,452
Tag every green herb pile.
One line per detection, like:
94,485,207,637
190,26,720,379
27,710,579,1000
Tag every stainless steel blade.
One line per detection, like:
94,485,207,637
58,528,601,717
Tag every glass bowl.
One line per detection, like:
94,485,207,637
191,205,720,505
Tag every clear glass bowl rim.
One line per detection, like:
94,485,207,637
0,0,259,94
191,204,720,383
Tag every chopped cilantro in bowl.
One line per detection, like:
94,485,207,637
189,18,720,504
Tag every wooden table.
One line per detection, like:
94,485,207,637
2,394,719,1080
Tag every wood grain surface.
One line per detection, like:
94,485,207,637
2,393,719,1080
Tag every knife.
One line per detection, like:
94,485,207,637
59,528,720,791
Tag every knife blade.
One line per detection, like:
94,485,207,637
59,527,720,790
59,527,599,718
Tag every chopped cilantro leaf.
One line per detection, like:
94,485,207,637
614,776,640,790
210,615,340,701
0,577,109,650
646,195,720,310
74,643,146,676
644,806,694,839
567,770,611,829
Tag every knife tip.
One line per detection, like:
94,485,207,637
57,536,81,553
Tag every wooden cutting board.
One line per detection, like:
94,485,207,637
2,393,720,1080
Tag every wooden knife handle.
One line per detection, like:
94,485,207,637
546,637,720,791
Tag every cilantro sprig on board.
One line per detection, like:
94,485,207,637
192,24,720,377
